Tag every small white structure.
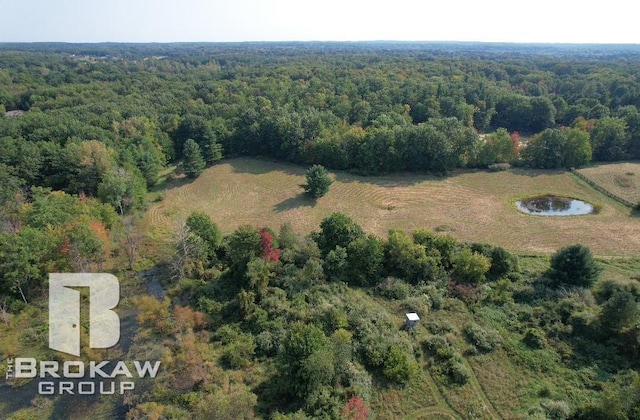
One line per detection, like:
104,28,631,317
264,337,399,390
404,312,420,329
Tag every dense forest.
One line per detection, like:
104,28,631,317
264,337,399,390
0,43,639,419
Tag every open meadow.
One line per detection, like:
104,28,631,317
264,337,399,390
144,157,640,256
576,161,640,205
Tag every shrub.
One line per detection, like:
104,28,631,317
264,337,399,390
488,162,512,172
401,295,432,318
451,248,491,284
383,345,419,385
446,359,471,385
425,320,454,335
462,323,501,353
542,400,571,420
221,335,255,368
523,328,547,349
423,335,470,385
374,277,412,300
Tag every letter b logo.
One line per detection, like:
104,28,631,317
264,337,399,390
49,273,120,357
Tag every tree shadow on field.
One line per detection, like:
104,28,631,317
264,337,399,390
273,193,316,213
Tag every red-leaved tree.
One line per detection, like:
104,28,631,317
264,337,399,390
259,228,280,262
342,396,369,420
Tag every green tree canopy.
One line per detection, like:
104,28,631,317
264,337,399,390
549,244,601,288
316,212,364,256
592,117,628,161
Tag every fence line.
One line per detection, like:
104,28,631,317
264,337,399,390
570,168,636,208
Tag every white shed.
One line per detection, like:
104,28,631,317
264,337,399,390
404,312,420,329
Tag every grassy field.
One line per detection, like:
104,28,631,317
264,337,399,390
576,161,640,205
143,157,640,257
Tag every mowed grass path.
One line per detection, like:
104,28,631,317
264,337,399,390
576,161,640,204
144,157,640,256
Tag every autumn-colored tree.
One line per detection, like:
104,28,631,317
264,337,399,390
342,396,370,420
511,131,521,155
173,305,206,334
259,227,281,261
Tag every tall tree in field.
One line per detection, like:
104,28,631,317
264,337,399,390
302,164,333,198
182,139,206,179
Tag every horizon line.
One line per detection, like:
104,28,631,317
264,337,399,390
1,40,640,46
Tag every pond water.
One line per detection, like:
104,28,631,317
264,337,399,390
515,195,594,216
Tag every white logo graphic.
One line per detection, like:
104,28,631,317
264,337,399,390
49,273,120,357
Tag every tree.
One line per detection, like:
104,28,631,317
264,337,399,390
342,396,370,420
563,127,592,168
182,138,206,179
477,128,518,166
521,129,566,169
302,164,333,198
549,244,601,288
316,213,364,256
591,117,628,161
63,222,109,272
97,166,147,214
171,220,208,281
279,323,332,398
600,289,640,337
117,215,142,270
346,235,384,286
225,225,262,276
186,211,222,257
451,248,491,284
259,227,281,261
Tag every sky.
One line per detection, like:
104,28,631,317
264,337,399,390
0,0,638,44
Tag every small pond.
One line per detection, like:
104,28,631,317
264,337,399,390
515,195,595,216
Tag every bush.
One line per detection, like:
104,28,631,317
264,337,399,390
221,335,255,368
401,295,432,318
542,400,571,420
423,335,470,385
374,277,412,300
488,162,512,172
425,320,454,335
549,244,601,288
446,359,471,385
523,328,547,349
462,323,501,353
382,345,418,385
451,248,491,284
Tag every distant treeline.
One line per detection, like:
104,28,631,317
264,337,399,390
1,42,640,209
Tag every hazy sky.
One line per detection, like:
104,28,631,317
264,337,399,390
0,0,637,44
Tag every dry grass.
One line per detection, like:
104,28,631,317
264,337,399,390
142,157,640,256
576,162,640,204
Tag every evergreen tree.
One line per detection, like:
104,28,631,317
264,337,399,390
549,244,601,288
182,138,206,179
302,164,333,198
